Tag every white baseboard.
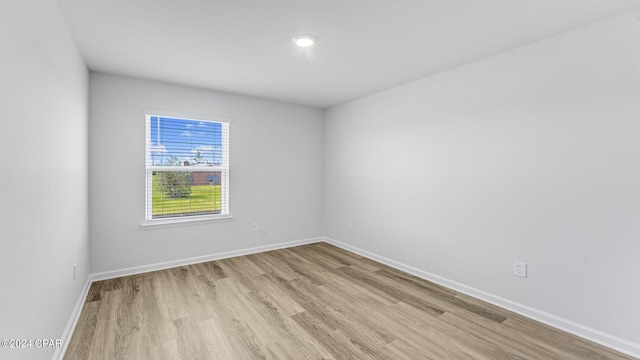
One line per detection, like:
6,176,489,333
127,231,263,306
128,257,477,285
89,237,323,282
323,236,640,359
53,275,92,360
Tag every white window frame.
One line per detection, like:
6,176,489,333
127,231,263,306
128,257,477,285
142,111,232,229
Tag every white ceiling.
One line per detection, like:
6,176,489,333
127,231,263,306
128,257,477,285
57,0,640,109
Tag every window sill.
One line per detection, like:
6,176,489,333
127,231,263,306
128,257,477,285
140,215,233,230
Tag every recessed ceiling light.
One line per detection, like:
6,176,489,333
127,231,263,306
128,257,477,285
292,35,317,48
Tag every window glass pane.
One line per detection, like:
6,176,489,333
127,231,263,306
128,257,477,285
150,116,223,167
152,171,222,218
146,115,229,221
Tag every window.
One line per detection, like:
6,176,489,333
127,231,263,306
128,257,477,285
145,114,229,223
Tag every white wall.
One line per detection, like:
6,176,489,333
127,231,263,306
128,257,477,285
0,1,89,359
89,73,324,273
325,10,640,355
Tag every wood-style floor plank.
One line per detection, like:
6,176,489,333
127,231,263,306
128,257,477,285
64,243,637,360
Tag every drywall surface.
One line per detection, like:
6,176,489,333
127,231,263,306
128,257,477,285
324,10,640,350
0,1,90,359
89,74,324,273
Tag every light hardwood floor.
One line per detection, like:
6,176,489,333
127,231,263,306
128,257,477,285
64,243,636,359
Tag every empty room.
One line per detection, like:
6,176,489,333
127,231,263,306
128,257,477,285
2,0,640,359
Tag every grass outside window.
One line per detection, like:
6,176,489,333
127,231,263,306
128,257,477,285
152,174,221,218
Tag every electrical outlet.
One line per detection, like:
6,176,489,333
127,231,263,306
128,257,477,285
346,221,353,231
513,261,527,278
252,222,260,232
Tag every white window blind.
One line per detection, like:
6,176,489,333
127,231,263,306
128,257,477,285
145,114,229,222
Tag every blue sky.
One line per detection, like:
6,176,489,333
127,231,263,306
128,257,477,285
150,116,222,166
